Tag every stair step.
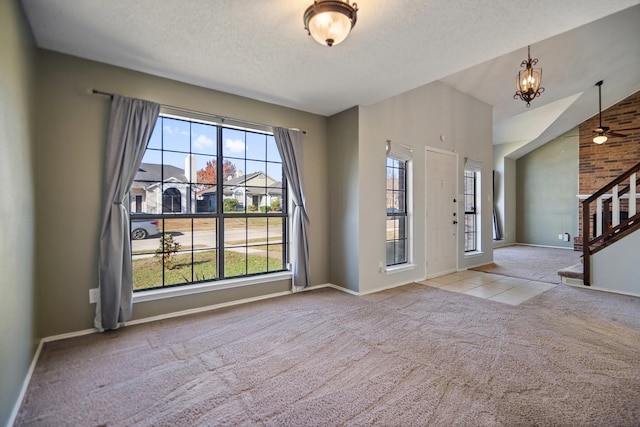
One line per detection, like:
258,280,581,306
557,263,584,280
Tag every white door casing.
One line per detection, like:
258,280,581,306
425,148,458,277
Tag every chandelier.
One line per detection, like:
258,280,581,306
514,45,544,107
303,0,358,47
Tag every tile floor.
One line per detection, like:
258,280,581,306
417,270,557,305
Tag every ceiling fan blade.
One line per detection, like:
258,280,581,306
614,127,640,132
606,131,628,138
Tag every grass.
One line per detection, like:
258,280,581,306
157,216,283,233
132,249,284,290
226,237,284,247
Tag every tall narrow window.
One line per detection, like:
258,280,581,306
386,157,408,266
464,170,477,252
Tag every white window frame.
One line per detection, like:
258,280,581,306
464,158,482,255
385,141,414,273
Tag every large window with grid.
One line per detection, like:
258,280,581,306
386,156,408,266
130,113,288,291
464,170,478,252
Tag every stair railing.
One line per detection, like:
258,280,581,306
582,160,640,286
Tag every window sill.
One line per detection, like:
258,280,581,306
464,251,484,258
384,263,416,275
132,271,292,303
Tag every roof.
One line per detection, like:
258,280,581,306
132,163,187,187
201,172,278,196
223,171,263,186
267,181,283,196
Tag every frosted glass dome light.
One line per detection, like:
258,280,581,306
304,1,358,47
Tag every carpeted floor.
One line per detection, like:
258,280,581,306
471,245,581,283
16,283,640,426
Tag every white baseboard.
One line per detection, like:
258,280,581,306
321,283,359,295
514,243,576,250
463,260,494,270
563,280,640,298
561,277,584,286
8,340,44,427
425,268,457,279
321,281,422,296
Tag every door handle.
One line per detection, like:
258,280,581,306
453,220,458,225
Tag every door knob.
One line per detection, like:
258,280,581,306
453,220,458,225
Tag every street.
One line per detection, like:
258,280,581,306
132,228,280,253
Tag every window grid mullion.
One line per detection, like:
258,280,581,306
217,125,225,279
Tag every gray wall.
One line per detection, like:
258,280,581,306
358,82,494,292
327,107,360,292
493,141,527,247
0,1,37,424
516,130,579,247
34,51,329,337
329,81,494,294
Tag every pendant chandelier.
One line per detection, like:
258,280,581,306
514,45,544,107
303,0,358,47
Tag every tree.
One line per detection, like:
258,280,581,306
155,233,181,270
197,160,236,189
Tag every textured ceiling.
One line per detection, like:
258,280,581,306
20,0,640,154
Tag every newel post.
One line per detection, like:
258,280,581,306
582,199,591,286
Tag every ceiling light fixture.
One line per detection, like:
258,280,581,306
593,81,608,144
514,45,544,107
303,0,358,47
592,134,608,144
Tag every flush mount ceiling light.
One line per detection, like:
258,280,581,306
514,45,544,107
303,0,358,47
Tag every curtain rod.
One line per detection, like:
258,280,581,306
90,89,307,135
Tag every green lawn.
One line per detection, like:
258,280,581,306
157,216,282,233
132,249,284,290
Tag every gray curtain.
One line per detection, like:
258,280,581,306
273,127,310,289
96,95,160,331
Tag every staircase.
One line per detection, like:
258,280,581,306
561,160,640,289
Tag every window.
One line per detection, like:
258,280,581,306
130,113,288,291
464,170,477,252
386,156,408,266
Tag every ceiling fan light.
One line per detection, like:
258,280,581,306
593,135,608,144
304,1,358,47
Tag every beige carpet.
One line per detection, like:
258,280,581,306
17,284,640,426
471,245,582,284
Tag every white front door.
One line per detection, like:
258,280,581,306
425,149,458,277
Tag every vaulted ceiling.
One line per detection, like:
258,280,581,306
20,0,640,156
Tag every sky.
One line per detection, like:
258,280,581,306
142,116,283,183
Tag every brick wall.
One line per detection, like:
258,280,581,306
575,89,640,250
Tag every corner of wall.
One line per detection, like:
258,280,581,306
0,0,38,425
327,107,360,292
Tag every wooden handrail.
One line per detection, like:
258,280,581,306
583,160,640,204
582,160,640,286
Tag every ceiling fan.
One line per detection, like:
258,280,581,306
592,80,639,144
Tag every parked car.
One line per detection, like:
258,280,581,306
131,215,159,240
